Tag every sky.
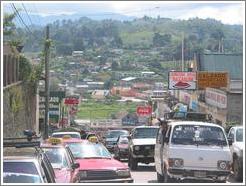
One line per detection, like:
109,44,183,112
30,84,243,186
2,1,245,25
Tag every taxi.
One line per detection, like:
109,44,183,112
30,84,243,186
3,132,56,183
41,137,80,183
62,136,134,183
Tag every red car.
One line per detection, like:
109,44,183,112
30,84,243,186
41,138,80,183
62,137,133,183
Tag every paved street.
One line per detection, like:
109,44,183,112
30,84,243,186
122,161,239,183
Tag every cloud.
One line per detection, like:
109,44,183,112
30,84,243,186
176,4,244,25
3,1,244,25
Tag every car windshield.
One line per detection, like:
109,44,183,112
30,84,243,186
52,133,80,139
236,128,243,142
132,128,158,139
66,142,112,159
3,172,42,183
42,148,69,169
106,131,128,138
171,125,227,146
4,162,39,175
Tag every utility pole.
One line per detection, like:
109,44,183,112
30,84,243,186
181,32,184,71
44,25,50,140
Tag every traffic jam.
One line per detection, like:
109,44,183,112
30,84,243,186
3,102,243,184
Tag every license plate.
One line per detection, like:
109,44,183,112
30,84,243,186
194,171,206,178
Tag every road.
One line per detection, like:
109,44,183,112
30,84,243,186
122,161,239,183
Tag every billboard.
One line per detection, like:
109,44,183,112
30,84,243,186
168,71,196,90
197,72,228,89
205,88,227,109
136,106,152,116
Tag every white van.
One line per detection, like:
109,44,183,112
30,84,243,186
155,121,232,182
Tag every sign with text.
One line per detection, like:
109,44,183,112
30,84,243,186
205,88,227,109
168,71,196,90
136,106,152,116
64,97,79,105
197,72,228,89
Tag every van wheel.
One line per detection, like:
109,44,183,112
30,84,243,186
157,172,164,182
233,158,243,181
128,154,138,170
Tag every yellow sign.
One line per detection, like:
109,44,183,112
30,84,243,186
48,137,62,145
88,136,98,143
197,72,228,89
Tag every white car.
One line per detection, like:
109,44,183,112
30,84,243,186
128,126,159,170
51,132,81,139
155,121,232,183
227,126,243,181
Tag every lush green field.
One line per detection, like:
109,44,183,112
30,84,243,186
76,100,139,119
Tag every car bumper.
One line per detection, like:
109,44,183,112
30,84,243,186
79,178,134,183
168,168,232,181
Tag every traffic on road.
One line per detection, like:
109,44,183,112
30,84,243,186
3,104,243,183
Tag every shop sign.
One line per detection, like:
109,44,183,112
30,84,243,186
205,88,227,109
197,72,228,89
168,71,196,90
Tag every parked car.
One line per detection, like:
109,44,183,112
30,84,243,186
114,135,129,160
41,138,80,183
104,130,129,153
227,126,243,181
128,126,159,170
62,137,133,183
3,135,56,183
51,132,81,139
155,121,232,183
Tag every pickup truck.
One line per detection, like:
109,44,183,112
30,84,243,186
227,126,243,182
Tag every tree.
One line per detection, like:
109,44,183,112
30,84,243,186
3,13,17,36
210,28,225,52
111,61,119,70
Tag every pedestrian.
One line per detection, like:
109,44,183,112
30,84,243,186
157,118,168,137
157,118,169,176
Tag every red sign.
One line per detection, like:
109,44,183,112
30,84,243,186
137,106,152,116
64,98,79,105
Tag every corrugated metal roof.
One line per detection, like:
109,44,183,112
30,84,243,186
198,53,243,80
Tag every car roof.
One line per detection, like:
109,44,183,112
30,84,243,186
61,138,85,143
52,132,80,135
168,121,224,129
230,126,243,130
133,125,159,129
4,156,39,161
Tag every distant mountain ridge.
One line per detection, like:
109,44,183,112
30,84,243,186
14,12,137,27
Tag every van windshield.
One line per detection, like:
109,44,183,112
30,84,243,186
171,125,227,146
132,128,158,139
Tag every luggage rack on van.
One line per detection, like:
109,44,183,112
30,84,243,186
163,111,213,122
3,130,41,148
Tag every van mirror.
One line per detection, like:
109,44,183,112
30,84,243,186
72,162,80,169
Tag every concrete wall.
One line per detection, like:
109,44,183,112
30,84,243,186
3,82,38,138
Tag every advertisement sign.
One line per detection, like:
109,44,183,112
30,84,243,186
168,71,196,90
136,106,152,116
197,72,228,89
64,97,79,105
205,88,227,109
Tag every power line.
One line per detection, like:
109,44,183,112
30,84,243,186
22,3,34,26
11,3,33,35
